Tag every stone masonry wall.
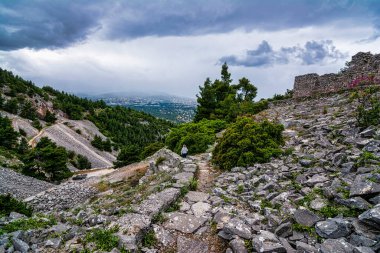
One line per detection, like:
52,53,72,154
293,52,380,98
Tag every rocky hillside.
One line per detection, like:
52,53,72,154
0,90,379,253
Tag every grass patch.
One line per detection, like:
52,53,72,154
0,215,56,235
189,178,198,191
84,227,119,251
236,184,244,194
155,156,166,166
142,230,157,248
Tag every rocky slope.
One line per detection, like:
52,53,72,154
1,90,379,253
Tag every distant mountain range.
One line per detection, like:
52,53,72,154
81,92,197,123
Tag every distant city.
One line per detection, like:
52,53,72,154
85,93,197,123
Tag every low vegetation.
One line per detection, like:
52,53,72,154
0,194,33,217
165,119,227,155
212,117,284,170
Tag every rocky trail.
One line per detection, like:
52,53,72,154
1,91,380,253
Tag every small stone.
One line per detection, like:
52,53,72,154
300,160,313,167
45,238,62,249
310,198,327,211
353,246,376,253
179,201,191,212
9,212,27,220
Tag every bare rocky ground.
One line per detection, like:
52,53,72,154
1,91,380,253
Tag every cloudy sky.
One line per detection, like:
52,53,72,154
0,0,379,99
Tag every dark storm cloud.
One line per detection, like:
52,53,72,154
220,40,347,67
0,0,106,50
0,0,379,51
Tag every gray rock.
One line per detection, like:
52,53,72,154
296,241,317,253
358,205,380,228
217,230,234,240
294,209,321,227
310,198,327,211
45,238,61,249
172,172,194,184
252,230,286,253
360,127,376,138
275,222,292,238
113,213,151,250
350,174,380,197
306,174,329,186
185,191,210,202
299,160,313,167
191,202,211,217
12,238,29,253
179,201,191,211
278,237,296,253
9,212,26,220
230,237,248,253
350,234,377,248
320,238,355,253
152,225,175,247
164,212,207,233
213,211,231,229
369,195,380,205
315,218,352,239
336,197,372,210
176,236,208,253
223,217,252,239
135,187,180,217
353,246,375,253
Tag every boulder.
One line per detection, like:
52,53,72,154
350,174,380,197
176,236,208,253
358,205,380,228
223,217,252,239
191,202,211,217
315,218,352,239
229,237,248,253
294,209,321,227
164,212,207,233
12,238,29,253
185,191,210,202
152,225,175,247
320,238,355,253
252,230,286,253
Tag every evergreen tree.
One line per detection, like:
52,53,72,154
3,98,18,114
44,110,57,123
114,145,141,168
19,101,37,120
0,115,19,149
22,137,72,182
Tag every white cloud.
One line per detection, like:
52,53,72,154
0,23,379,99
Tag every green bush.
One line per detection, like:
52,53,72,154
140,142,165,159
212,117,284,170
0,215,56,235
85,227,119,251
113,145,141,168
165,119,227,155
353,87,380,128
22,137,72,182
73,154,92,170
0,194,32,217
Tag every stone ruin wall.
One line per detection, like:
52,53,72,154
293,52,380,98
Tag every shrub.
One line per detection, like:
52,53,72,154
22,137,72,182
113,145,141,168
0,194,32,217
166,119,227,155
140,142,165,159
212,117,284,170
74,154,92,170
0,215,56,235
351,86,380,128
